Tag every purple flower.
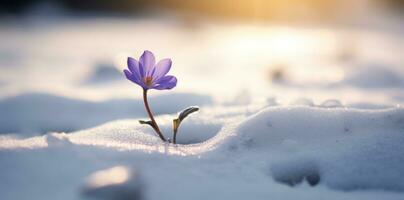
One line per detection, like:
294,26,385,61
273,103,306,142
124,50,177,90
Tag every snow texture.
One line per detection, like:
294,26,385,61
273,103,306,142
1,107,404,200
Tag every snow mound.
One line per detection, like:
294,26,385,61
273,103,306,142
235,106,404,147
1,106,404,200
0,111,226,155
230,106,404,191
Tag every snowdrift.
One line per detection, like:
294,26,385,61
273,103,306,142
1,106,403,200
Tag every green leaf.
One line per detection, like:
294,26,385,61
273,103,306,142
139,120,154,127
178,106,199,122
172,106,199,144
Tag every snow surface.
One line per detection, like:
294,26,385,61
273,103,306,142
0,92,212,134
0,11,404,200
1,106,404,200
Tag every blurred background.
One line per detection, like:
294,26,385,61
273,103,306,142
0,0,403,134
1,0,404,20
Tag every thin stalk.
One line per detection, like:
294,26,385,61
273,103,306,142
173,120,178,144
142,89,166,142
173,131,177,144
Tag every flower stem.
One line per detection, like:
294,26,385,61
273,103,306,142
142,89,166,142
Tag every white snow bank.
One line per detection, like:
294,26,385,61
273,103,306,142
0,111,226,154
230,106,404,191
0,92,212,134
0,106,404,200
235,106,404,147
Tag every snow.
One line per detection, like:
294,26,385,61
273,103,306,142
337,64,404,89
1,10,404,200
83,166,144,200
1,106,404,200
237,107,404,191
0,92,212,134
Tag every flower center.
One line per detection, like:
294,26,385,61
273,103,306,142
143,76,153,86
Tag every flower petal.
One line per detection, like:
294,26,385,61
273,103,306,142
153,75,177,90
127,57,141,81
124,69,144,88
153,58,172,81
139,50,155,76
123,69,134,81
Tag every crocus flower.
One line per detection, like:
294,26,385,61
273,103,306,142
124,50,197,144
124,50,177,91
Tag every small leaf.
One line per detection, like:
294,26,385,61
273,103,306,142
172,106,199,144
178,106,199,122
139,120,154,127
